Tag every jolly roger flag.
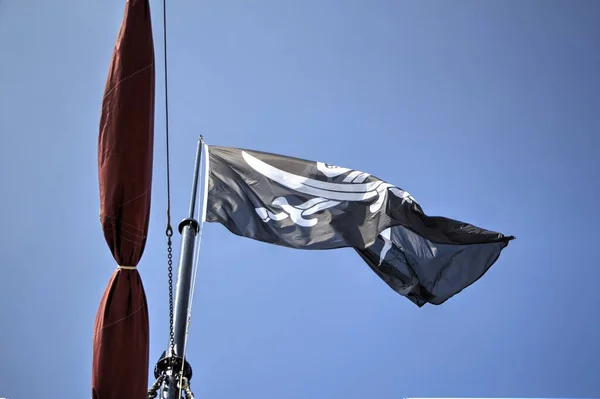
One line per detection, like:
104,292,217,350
205,145,514,306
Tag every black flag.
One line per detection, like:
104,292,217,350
205,145,514,306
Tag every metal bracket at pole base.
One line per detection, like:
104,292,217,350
154,350,194,381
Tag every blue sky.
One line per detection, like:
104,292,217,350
1,0,599,398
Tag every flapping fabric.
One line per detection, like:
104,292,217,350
205,145,513,306
93,1,155,398
355,225,510,306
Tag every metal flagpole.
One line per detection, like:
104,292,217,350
154,135,205,399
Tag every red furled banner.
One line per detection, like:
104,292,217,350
93,1,155,398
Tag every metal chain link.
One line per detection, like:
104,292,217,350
181,376,195,399
167,225,175,357
147,374,166,398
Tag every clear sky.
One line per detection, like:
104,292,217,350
0,0,599,398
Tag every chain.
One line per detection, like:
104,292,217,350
147,374,166,398
181,376,195,399
167,225,175,357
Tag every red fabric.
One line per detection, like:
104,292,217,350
93,1,155,398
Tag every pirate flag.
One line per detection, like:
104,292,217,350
204,145,514,306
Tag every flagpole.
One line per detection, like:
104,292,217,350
155,136,204,399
